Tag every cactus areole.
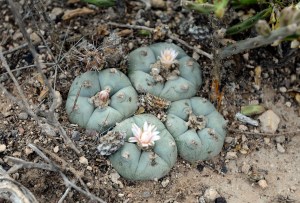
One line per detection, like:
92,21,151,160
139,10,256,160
128,42,202,101
66,69,138,132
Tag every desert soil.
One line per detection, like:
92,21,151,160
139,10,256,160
0,0,300,203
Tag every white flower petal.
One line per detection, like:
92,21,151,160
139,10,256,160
128,137,138,143
132,123,141,137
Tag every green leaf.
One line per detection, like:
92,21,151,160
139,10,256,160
226,7,272,35
81,0,115,7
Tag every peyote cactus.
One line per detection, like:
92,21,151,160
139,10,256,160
66,69,138,132
128,42,202,101
165,97,227,163
109,114,177,180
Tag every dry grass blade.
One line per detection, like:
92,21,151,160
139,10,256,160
4,0,80,155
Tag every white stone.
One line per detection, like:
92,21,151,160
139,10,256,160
203,188,220,203
279,87,287,93
53,146,59,153
0,144,6,152
239,125,248,131
161,179,170,188
277,143,285,153
225,151,237,160
25,147,33,155
241,162,251,174
258,179,268,189
225,136,234,143
30,32,41,44
258,110,280,133
79,156,88,165
264,137,270,144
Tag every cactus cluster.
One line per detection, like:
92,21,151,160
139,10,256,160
66,42,227,181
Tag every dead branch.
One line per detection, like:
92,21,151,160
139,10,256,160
218,24,300,59
0,52,39,121
2,43,29,55
4,144,106,203
228,128,300,137
0,166,38,203
107,21,213,59
6,0,80,154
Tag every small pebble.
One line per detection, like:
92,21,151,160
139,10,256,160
238,125,248,131
50,7,64,20
30,32,41,44
225,152,237,160
25,147,33,155
54,91,62,109
12,31,23,40
241,162,251,174
128,42,134,50
71,131,81,141
151,0,166,9
275,135,285,144
198,196,205,203
258,179,268,189
79,156,88,165
11,130,18,137
225,136,234,144
258,110,280,133
290,186,296,192
0,144,7,152
161,179,169,187
18,112,28,120
12,151,21,157
279,87,287,93
215,197,227,203
18,127,25,135
285,102,292,107
203,188,220,203
276,143,285,153
118,193,125,198
53,146,59,153
264,137,270,144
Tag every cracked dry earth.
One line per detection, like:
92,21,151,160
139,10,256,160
1,0,300,203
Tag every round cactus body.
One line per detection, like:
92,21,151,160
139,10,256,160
128,42,202,101
165,97,227,163
109,114,177,180
66,69,138,132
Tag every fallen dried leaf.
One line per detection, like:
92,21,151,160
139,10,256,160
63,7,95,20
68,0,80,3
117,29,133,37
254,66,262,89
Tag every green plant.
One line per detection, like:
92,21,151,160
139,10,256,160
65,69,138,132
128,42,202,101
81,0,115,7
109,114,177,180
165,97,227,163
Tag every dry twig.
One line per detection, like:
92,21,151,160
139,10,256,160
3,0,80,154
218,24,300,59
0,166,38,203
5,144,106,203
107,22,213,59
229,128,300,137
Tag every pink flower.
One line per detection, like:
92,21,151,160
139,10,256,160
99,88,110,102
159,48,178,65
128,122,160,148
